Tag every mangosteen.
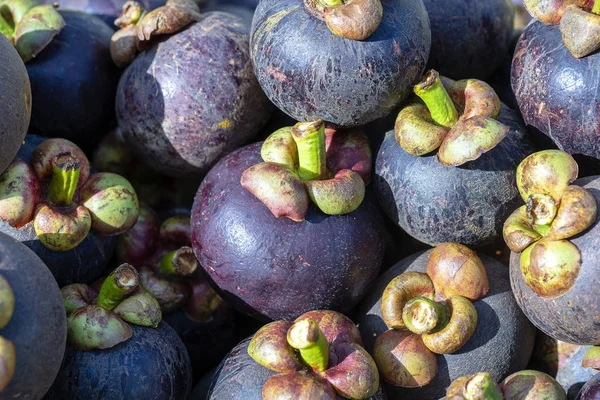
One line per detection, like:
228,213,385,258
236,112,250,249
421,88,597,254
191,120,385,321
504,151,600,344
512,1,600,160
375,70,535,247
47,264,192,399
249,0,431,127
422,0,514,80
0,231,66,398
208,310,386,400
529,332,597,399
0,35,30,176
116,205,237,379
41,0,151,27
202,2,254,29
1,3,120,151
356,243,536,399
0,136,139,286
578,373,600,400
112,0,272,178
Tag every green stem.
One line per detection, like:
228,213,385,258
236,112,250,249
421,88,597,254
318,0,344,6
48,154,81,206
402,297,449,335
465,372,504,400
0,13,13,40
159,246,198,277
96,264,139,310
287,318,329,372
291,120,327,181
593,0,600,15
414,70,458,129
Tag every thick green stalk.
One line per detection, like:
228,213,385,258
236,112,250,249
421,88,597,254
291,120,327,181
402,297,449,335
593,0,600,15
96,264,139,310
158,246,198,277
287,318,329,372
48,155,81,206
414,70,458,129
0,14,13,38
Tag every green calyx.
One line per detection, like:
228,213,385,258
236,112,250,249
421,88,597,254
413,70,458,129
48,154,80,207
593,0,600,15
286,318,330,372
243,120,369,221
447,372,504,400
0,275,14,329
0,274,15,391
158,246,198,277
0,0,65,62
318,0,343,6
583,346,600,370
96,264,139,310
113,291,161,328
402,297,449,335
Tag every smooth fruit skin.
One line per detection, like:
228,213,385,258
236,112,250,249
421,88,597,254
577,373,600,400
42,0,151,28
26,11,120,152
0,135,116,287
117,13,272,178
191,142,385,321
356,250,536,400
512,21,600,160
375,104,535,247
250,0,431,127
46,322,192,400
0,232,66,399
0,35,31,176
423,0,514,80
207,337,387,400
510,176,600,345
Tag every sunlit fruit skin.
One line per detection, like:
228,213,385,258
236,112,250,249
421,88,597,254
0,35,31,177
510,176,600,345
0,135,116,287
0,232,66,399
357,250,535,399
191,142,385,321
423,0,515,80
249,0,431,127
207,337,387,400
117,12,272,178
46,322,192,400
375,104,535,247
25,11,120,152
512,21,600,160
41,0,151,28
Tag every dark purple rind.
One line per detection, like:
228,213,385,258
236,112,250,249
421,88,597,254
510,176,600,345
191,142,385,321
423,0,515,80
577,373,600,400
356,250,536,400
46,322,192,400
0,232,66,399
207,337,387,400
41,0,151,28
512,21,600,161
117,12,272,178
0,36,30,176
0,134,116,287
375,104,535,247
26,11,119,153
203,4,254,30
250,0,431,127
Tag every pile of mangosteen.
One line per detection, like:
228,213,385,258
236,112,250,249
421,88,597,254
1,0,600,398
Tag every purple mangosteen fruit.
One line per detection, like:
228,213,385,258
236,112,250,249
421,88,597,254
512,0,600,159
47,264,192,399
375,70,535,247
249,0,431,127
0,135,139,286
0,231,66,399
191,120,385,321
505,151,600,344
423,0,515,80
1,3,120,151
208,310,386,400
116,205,237,379
356,243,536,399
0,35,30,176
577,373,600,400
113,0,273,177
